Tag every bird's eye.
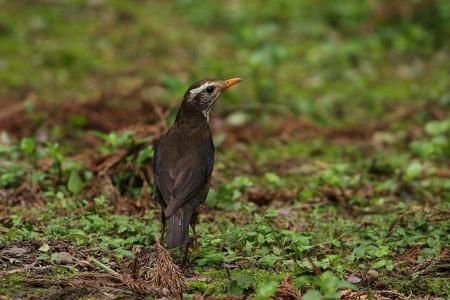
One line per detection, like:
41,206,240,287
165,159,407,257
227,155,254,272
205,86,215,94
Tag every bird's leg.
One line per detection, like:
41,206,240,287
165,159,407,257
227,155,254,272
160,210,166,243
190,212,199,249
181,241,190,270
181,213,199,270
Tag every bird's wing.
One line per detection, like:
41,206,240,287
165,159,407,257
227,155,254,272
152,131,214,216
156,167,209,217
151,137,160,173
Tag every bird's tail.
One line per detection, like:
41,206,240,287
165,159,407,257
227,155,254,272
166,209,192,248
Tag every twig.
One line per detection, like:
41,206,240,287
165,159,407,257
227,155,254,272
88,256,120,277
305,252,321,276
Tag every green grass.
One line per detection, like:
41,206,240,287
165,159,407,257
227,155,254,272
1,0,449,299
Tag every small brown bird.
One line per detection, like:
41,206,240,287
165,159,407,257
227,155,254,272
152,78,241,252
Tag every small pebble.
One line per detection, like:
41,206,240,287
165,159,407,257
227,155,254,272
51,252,75,264
367,269,379,281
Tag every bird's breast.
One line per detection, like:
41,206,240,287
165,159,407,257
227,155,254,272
156,124,214,169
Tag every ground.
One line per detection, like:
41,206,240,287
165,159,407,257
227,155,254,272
0,1,449,299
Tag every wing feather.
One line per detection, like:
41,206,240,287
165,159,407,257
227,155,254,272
152,131,214,217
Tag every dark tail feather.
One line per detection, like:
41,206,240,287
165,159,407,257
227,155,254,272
166,210,192,248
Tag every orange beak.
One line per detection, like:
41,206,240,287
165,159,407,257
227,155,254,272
222,78,242,91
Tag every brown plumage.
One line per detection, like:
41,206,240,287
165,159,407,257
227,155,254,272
152,78,241,251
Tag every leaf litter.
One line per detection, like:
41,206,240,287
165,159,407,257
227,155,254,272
4,239,187,299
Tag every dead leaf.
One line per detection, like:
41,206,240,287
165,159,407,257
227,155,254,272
2,246,28,257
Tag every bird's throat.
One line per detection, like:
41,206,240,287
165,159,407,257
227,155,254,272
175,101,209,130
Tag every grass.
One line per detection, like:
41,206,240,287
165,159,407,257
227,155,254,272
0,0,449,299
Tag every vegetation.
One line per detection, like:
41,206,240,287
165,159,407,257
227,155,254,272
0,0,449,299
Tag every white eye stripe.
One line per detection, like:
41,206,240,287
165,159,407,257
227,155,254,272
189,83,213,95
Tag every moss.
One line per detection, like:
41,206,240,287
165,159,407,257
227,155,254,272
419,277,450,298
187,270,228,295
236,268,285,284
0,273,42,298
51,265,78,278
381,274,450,297
188,268,285,296
0,273,26,287
0,267,80,298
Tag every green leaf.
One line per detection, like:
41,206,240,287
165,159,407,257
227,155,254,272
374,246,389,258
39,244,50,252
254,280,278,300
226,111,249,126
31,171,46,183
264,208,278,218
7,228,19,240
232,176,253,188
68,170,83,195
264,172,282,186
372,260,386,269
425,120,450,136
317,271,356,297
20,137,36,156
66,230,89,245
196,252,225,266
236,274,255,289
259,255,280,267
244,241,254,254
24,100,35,114
228,280,244,296
228,274,256,296
136,148,154,166
302,289,322,300
255,214,263,223
385,259,394,271
405,161,423,180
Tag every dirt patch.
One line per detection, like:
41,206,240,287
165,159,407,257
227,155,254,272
0,240,100,275
247,187,297,206
2,239,186,299
272,276,301,300
0,90,169,139
341,288,411,300
2,96,445,152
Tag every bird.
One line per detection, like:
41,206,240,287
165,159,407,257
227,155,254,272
152,78,242,256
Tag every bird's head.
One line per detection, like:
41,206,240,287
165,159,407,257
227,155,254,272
183,78,241,120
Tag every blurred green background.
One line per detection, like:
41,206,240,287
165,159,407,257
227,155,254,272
1,0,449,126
